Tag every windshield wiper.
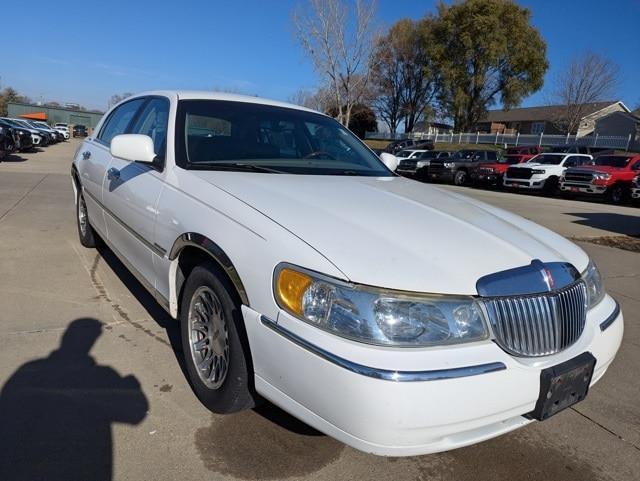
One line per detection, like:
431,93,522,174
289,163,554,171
192,162,284,173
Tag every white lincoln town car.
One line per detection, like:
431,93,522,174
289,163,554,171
71,91,623,456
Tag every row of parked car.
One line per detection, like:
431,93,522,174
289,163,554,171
391,144,640,206
0,118,88,160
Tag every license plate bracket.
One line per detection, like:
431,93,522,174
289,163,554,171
527,352,596,421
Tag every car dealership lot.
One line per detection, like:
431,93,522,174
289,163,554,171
0,141,639,481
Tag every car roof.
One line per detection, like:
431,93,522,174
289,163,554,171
126,90,323,116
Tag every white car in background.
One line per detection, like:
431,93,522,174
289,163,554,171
54,125,70,139
71,91,622,456
503,152,593,194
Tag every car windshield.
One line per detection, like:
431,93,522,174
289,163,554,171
176,100,392,176
75,125,86,129
452,150,477,160
2,119,24,128
530,154,564,165
593,156,630,168
506,148,526,155
419,151,439,159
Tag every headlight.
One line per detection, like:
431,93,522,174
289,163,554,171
593,172,611,180
443,162,455,168
274,264,489,347
532,169,546,174
582,261,604,309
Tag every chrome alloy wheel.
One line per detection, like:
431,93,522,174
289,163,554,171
78,195,88,237
187,286,230,389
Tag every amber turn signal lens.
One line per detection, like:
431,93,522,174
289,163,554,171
276,268,312,316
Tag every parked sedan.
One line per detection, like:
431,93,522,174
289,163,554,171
72,90,622,456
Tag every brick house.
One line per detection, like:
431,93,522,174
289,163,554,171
475,101,629,136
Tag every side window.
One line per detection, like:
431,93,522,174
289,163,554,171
130,97,170,159
97,98,146,146
632,161,640,171
486,151,497,161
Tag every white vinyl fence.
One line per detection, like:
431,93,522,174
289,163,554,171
365,131,633,151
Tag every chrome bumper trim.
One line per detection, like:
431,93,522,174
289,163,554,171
260,316,506,382
599,300,621,332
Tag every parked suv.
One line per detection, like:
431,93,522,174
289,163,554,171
0,124,15,160
71,90,621,457
560,154,640,204
396,150,453,180
73,124,88,137
428,149,499,185
0,119,33,152
503,153,593,194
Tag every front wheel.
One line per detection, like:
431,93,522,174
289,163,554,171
180,263,257,414
607,184,627,205
453,170,467,186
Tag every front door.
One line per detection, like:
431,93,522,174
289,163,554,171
102,97,170,288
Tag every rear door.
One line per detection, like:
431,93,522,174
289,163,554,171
77,98,146,236
102,96,170,287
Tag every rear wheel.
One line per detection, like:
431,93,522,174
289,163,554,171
76,190,98,248
180,263,257,414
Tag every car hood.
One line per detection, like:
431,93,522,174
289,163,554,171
518,162,561,169
567,165,625,173
191,172,588,294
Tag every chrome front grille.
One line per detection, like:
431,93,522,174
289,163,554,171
564,170,594,183
483,281,587,357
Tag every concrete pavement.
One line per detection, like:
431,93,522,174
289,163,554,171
0,141,638,481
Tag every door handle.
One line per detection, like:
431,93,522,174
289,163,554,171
107,167,120,180
82,151,91,160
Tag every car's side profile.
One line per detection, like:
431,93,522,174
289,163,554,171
72,91,622,456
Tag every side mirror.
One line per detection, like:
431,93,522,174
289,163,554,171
380,152,399,171
111,134,156,164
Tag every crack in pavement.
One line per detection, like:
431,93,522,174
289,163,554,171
570,406,640,453
85,252,171,347
0,174,48,223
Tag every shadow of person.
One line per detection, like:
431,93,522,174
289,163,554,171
0,318,148,481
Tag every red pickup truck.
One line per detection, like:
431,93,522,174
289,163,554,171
560,154,640,204
470,146,543,186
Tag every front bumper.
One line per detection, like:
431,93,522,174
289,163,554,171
471,172,501,184
428,170,454,182
242,295,622,456
560,182,607,195
503,176,547,189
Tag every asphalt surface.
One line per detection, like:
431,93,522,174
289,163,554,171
0,140,638,481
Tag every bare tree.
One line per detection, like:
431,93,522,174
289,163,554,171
293,0,378,127
288,87,332,112
552,52,619,133
108,92,133,109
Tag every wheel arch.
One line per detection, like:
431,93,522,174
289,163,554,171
168,233,250,318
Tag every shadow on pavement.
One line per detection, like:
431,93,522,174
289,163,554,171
0,318,148,481
566,212,640,236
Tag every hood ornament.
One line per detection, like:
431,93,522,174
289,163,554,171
476,259,580,297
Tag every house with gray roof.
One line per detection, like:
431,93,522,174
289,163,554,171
475,101,629,136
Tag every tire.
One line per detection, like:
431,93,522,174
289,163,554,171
454,170,467,186
543,176,559,196
76,190,98,248
607,184,627,205
180,262,257,414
